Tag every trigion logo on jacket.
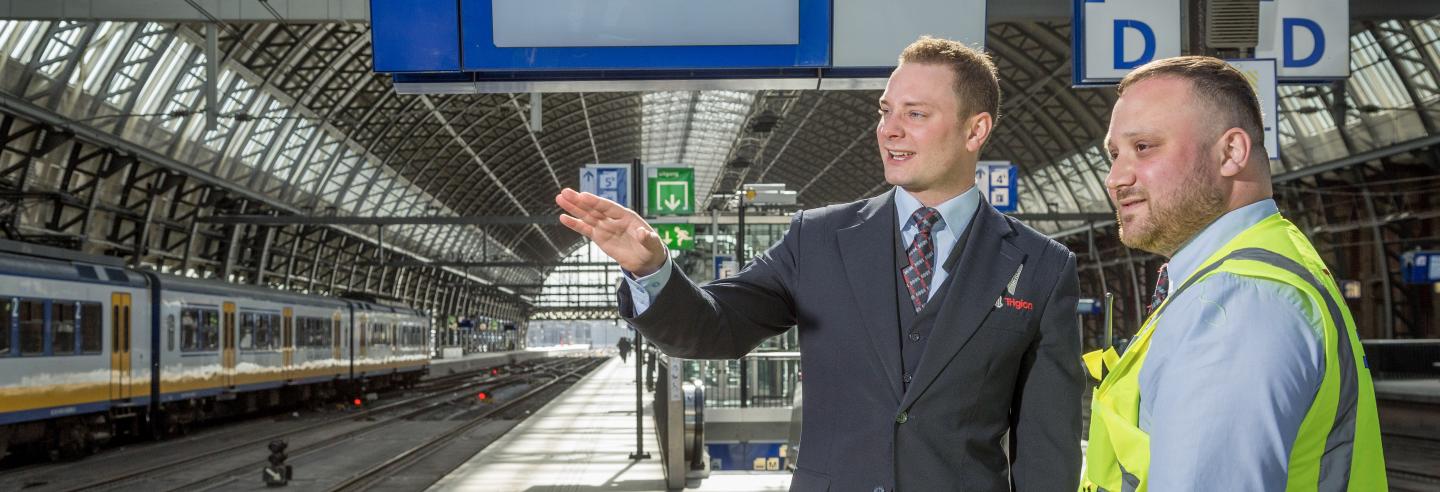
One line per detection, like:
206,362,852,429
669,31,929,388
995,263,1034,311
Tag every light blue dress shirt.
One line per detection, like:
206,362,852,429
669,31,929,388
892,186,981,300
625,186,982,314
1138,199,1326,490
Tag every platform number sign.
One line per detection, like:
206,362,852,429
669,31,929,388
580,164,630,208
653,223,695,251
975,161,1018,213
646,167,694,216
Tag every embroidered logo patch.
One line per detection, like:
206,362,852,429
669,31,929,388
1002,296,1034,311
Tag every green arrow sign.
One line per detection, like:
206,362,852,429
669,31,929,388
647,167,694,216
654,223,695,251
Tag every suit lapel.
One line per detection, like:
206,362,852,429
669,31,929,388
837,190,904,404
899,200,1025,410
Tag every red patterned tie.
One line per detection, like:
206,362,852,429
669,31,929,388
903,208,942,312
1147,263,1170,316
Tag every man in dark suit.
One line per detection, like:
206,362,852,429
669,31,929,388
556,36,1081,491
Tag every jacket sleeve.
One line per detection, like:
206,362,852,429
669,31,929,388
1009,251,1083,491
616,212,802,360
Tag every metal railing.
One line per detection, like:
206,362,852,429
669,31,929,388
684,351,800,409
653,355,709,488
1362,339,1440,379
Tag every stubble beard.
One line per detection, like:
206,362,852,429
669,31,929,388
1118,164,1227,257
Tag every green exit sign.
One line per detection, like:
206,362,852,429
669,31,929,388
654,223,695,251
647,167,693,216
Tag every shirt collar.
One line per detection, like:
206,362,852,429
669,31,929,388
893,185,982,234
1167,198,1280,290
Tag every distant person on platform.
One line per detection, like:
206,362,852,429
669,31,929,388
557,36,1081,492
1080,56,1387,490
617,336,632,363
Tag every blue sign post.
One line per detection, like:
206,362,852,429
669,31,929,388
975,161,1019,213
580,164,631,208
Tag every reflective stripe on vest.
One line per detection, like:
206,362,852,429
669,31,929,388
1081,214,1386,492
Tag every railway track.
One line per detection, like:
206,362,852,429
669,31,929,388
38,357,582,491
1383,432,1440,488
325,357,604,492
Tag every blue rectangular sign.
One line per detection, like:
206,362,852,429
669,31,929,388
371,0,829,73
370,0,461,72
580,164,630,209
460,0,830,71
1402,251,1440,284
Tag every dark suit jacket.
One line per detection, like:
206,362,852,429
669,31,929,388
619,190,1082,491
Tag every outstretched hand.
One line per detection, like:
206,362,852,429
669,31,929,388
555,188,667,276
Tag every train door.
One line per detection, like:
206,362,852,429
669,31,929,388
110,293,133,400
358,313,368,358
331,313,341,361
223,302,236,387
282,308,294,373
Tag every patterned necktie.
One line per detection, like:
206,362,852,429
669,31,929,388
902,207,942,312
1147,263,1170,316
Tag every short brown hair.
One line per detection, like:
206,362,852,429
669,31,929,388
1118,56,1266,153
898,36,1001,121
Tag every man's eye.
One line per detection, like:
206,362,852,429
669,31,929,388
909,112,925,119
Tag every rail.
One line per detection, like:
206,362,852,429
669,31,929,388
653,355,708,488
685,352,801,408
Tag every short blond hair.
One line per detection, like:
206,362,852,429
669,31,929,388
898,36,1001,120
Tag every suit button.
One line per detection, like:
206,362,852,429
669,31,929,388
895,411,908,424
908,333,920,342
902,373,913,383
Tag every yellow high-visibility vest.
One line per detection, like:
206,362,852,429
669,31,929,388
1080,213,1386,492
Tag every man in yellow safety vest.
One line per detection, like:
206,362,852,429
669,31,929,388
1081,56,1387,491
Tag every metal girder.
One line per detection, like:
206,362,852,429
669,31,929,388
0,0,370,22
200,214,561,226
198,213,798,226
354,260,618,268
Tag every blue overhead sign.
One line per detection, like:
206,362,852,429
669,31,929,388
1072,0,1182,86
580,164,631,209
975,161,1018,213
1402,251,1440,284
371,0,988,91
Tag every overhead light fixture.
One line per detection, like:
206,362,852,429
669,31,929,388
748,110,780,133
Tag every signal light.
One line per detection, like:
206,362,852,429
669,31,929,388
477,392,488,400
353,398,362,407
491,368,499,376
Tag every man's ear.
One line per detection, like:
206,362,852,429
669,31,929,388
1217,128,1252,178
966,112,994,153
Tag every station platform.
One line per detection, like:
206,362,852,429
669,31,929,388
1375,379,1440,405
428,357,793,492
426,346,594,380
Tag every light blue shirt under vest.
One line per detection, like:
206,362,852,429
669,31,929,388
625,186,981,315
1138,198,1326,490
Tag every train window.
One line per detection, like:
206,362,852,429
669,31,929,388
181,309,200,351
52,302,77,355
0,298,11,355
202,310,220,351
166,314,175,351
239,312,256,350
307,317,330,348
80,302,102,354
265,314,281,349
370,322,385,346
182,307,221,352
19,299,45,356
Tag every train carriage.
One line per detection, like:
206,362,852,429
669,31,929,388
0,243,151,458
0,240,432,460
